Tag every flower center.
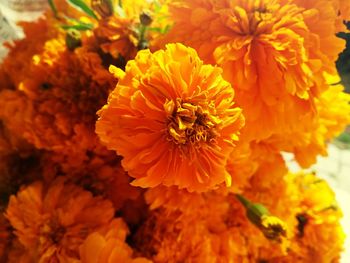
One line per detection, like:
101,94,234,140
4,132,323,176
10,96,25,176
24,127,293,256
41,221,66,245
164,98,220,145
229,2,277,36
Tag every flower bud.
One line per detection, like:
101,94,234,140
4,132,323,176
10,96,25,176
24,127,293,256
140,11,153,26
91,0,114,18
66,29,82,51
236,194,287,242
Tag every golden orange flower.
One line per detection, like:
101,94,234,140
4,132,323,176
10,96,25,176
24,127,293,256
266,74,350,168
283,172,345,262
94,15,139,65
162,0,345,140
96,43,244,191
80,218,150,263
226,141,288,193
93,0,169,65
5,177,115,262
136,189,292,262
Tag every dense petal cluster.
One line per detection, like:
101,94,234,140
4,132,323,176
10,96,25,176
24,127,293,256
0,0,349,262
97,43,244,191
0,36,117,168
266,74,350,167
80,219,150,263
162,0,346,141
5,178,115,262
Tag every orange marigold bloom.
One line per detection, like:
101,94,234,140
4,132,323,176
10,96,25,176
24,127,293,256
96,43,244,192
136,189,291,262
5,177,115,262
283,172,345,262
80,218,150,263
266,74,350,168
226,141,287,193
162,0,345,140
42,147,142,212
0,16,59,87
93,0,169,65
0,36,117,167
94,15,139,64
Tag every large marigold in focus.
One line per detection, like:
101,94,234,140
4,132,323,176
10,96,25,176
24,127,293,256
162,0,345,140
5,177,115,262
96,43,244,192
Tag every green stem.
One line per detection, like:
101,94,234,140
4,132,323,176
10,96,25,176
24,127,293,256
236,194,250,208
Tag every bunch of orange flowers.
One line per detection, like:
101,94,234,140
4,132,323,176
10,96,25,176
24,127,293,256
1,0,350,262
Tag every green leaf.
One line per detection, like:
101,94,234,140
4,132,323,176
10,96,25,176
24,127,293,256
148,27,164,33
63,15,94,27
61,23,93,31
337,132,350,144
67,0,98,19
48,0,58,18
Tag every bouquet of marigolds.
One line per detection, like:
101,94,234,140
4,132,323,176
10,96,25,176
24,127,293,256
1,0,350,262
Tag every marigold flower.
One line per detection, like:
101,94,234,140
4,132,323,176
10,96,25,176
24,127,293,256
42,147,142,212
162,0,345,140
0,36,117,168
282,172,345,262
136,190,291,262
0,15,60,87
96,43,244,191
226,141,287,192
80,218,150,263
94,15,139,64
93,0,169,65
5,177,115,262
266,74,350,168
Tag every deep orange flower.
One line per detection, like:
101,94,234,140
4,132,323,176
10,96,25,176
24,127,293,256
162,0,345,140
0,36,117,168
5,177,115,262
80,218,150,263
96,43,244,192
0,14,60,87
137,189,291,262
42,146,142,212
